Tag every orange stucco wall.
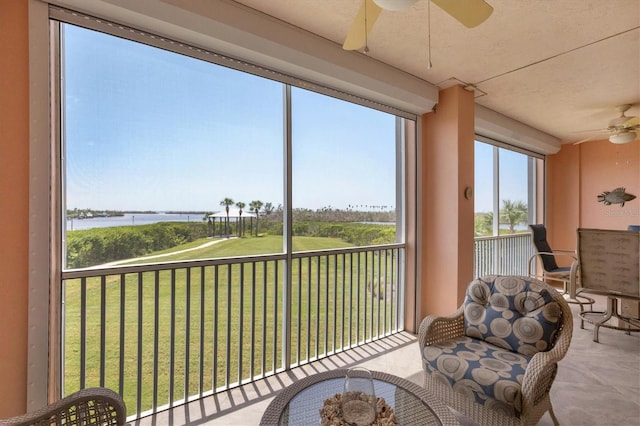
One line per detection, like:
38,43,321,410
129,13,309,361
547,139,640,250
419,86,475,318
0,0,30,417
546,143,581,251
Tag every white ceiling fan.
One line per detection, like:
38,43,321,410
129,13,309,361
574,104,640,145
343,0,494,51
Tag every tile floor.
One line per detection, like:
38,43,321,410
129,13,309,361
132,295,640,425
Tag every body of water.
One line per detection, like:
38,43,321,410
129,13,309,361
67,214,396,231
66,213,203,231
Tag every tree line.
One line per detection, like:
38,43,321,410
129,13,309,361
203,198,395,239
66,222,209,268
66,204,397,268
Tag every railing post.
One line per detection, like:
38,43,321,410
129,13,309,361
282,84,292,370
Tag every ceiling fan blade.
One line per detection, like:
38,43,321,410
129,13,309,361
431,0,493,28
573,128,608,134
573,135,598,145
343,0,383,50
623,116,640,127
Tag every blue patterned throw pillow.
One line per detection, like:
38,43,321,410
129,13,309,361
463,276,562,356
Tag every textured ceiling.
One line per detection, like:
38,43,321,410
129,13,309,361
233,0,640,144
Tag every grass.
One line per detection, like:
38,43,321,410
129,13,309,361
123,235,351,264
63,235,399,416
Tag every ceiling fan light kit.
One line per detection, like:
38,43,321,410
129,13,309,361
609,131,637,144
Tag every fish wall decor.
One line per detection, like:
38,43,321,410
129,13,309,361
597,187,636,207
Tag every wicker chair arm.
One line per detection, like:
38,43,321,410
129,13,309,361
520,288,573,418
418,306,465,347
0,388,126,426
520,350,560,416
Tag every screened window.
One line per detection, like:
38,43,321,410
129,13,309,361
473,139,542,277
60,23,408,269
291,87,399,250
55,16,411,417
474,140,540,236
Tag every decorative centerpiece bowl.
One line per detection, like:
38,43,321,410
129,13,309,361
319,367,397,425
342,367,377,425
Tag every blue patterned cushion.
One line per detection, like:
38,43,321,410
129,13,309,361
463,275,562,356
423,336,529,416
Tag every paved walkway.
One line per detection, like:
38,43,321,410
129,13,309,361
103,237,235,266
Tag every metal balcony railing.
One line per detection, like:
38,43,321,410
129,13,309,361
60,234,532,420
474,232,534,277
61,245,405,420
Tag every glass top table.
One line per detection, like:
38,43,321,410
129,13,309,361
260,369,459,425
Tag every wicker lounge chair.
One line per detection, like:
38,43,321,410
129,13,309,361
0,388,126,426
418,275,573,426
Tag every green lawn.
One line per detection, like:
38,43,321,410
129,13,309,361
122,235,350,264
63,235,399,416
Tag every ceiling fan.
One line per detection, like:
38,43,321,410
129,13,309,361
574,104,640,145
343,0,494,51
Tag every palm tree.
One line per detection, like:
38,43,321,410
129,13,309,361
235,201,245,237
249,200,263,236
263,202,274,216
474,211,493,236
220,197,234,237
500,200,528,233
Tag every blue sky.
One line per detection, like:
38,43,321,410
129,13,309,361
474,142,530,213
63,24,397,212
63,23,528,214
